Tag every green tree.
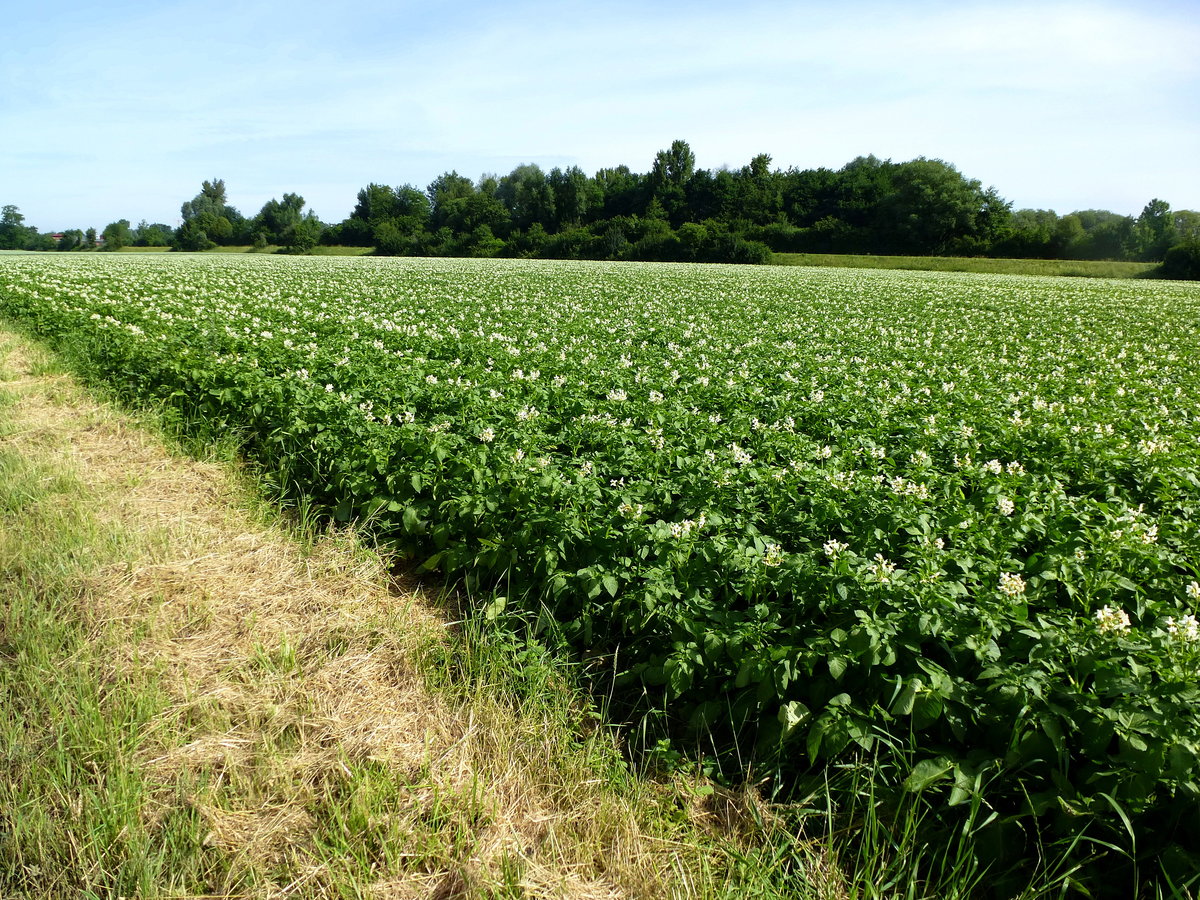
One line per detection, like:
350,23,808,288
1172,210,1200,243
352,183,400,224
284,212,324,253
677,221,709,260
100,219,132,250
134,221,173,247
878,158,1003,255
426,171,476,230
497,164,555,230
57,229,83,251
178,178,242,246
84,227,97,250
1069,210,1134,260
650,139,696,188
175,219,213,251
1132,198,1177,261
0,205,34,250
547,165,594,229
649,140,696,224
27,232,57,251
255,193,307,244
736,153,783,225
1053,213,1087,258
593,165,645,219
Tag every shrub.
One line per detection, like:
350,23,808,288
1160,240,1200,280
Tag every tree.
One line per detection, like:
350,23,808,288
285,212,324,253
424,173,509,238
84,227,97,250
651,139,696,188
877,158,1001,255
134,221,173,247
178,178,241,246
736,153,783,225
101,219,132,250
352,183,400,224
255,193,307,244
426,171,476,230
0,205,34,250
649,140,696,224
176,219,213,251
24,231,56,251
1053,214,1087,258
547,165,592,229
1132,199,1177,261
1172,210,1200,243
594,165,645,219
1068,210,1134,260
497,164,555,230
57,229,83,251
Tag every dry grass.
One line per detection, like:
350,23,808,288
0,329,806,899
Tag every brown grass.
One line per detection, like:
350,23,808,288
0,330,794,899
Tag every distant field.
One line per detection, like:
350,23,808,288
773,251,1156,279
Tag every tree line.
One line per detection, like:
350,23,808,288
3,141,1198,277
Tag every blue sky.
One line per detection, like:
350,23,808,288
2,0,1198,232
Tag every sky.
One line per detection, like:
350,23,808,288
2,0,1198,232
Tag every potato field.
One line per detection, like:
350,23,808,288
3,253,1200,885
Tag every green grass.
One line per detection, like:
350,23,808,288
772,252,1157,279
307,244,375,256
0,355,221,897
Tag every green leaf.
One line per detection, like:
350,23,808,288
892,679,920,716
777,700,810,738
903,756,954,793
484,595,507,621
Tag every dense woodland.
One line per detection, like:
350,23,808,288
3,140,1199,276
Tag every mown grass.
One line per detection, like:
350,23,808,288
0,342,222,897
772,252,1157,279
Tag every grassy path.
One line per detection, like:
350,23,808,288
0,330,819,899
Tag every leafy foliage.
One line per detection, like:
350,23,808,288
1161,239,1200,281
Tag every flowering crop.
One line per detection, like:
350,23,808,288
4,253,1200,873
